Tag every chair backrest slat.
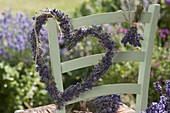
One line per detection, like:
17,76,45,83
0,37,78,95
71,11,152,29
66,83,141,105
61,51,145,73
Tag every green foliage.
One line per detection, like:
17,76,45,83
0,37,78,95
73,0,121,17
158,0,170,29
0,61,52,113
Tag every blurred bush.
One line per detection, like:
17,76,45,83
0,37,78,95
73,0,122,17
0,61,52,113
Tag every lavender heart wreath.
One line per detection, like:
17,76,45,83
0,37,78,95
29,5,144,110
29,8,116,109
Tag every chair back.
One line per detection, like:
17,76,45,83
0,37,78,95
44,4,160,113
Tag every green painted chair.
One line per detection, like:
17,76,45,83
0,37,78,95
15,4,160,113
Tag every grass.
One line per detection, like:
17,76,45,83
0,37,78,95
0,0,84,16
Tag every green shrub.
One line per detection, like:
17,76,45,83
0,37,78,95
0,61,52,113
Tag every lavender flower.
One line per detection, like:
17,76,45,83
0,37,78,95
121,26,143,47
154,81,163,93
0,46,5,54
165,80,170,96
94,94,121,113
121,4,144,48
50,8,72,40
0,10,33,58
146,81,170,112
146,94,167,113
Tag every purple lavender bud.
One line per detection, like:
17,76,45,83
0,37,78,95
0,47,5,55
146,81,170,112
165,80,170,96
0,31,3,43
154,81,163,93
160,94,168,105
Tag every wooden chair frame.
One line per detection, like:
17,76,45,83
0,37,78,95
15,4,160,113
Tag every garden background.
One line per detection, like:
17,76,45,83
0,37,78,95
0,0,169,113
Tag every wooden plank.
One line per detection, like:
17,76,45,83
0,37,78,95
66,83,141,105
61,51,145,73
71,11,152,29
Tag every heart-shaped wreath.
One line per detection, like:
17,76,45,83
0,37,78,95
29,8,116,109
29,5,144,111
